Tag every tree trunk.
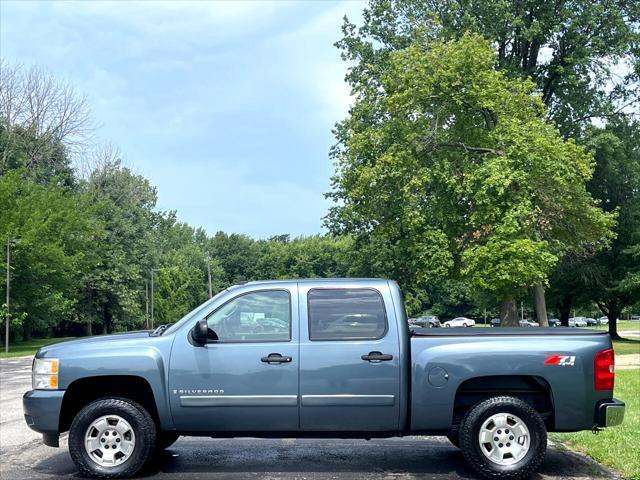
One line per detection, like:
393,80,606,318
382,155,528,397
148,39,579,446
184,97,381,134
84,286,93,336
500,299,519,326
557,294,572,327
102,304,113,334
604,303,622,340
533,283,549,326
23,320,32,341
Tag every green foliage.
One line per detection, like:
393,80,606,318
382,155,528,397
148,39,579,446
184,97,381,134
0,122,355,339
79,160,159,332
328,32,614,305
338,0,639,136
0,122,75,186
580,120,640,336
2,2,638,338
0,169,98,338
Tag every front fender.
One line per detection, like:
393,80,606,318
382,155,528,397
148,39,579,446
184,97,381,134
45,339,174,430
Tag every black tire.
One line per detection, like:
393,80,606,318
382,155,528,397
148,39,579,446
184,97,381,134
156,432,180,451
446,430,460,448
459,396,547,480
69,398,157,478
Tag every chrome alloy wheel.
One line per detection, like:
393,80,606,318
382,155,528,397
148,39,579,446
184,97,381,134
84,414,136,467
478,412,530,466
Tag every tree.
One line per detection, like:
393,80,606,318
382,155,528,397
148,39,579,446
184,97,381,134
337,0,639,137
327,33,614,325
337,0,639,322
0,60,94,154
580,120,640,338
0,122,75,186
151,216,225,324
81,160,158,333
0,170,98,339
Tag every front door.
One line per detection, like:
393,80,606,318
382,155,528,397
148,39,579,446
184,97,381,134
299,282,401,431
169,285,299,431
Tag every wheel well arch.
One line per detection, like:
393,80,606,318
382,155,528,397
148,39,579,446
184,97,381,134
59,375,161,433
452,375,554,429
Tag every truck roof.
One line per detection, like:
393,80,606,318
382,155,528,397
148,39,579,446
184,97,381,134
237,277,390,286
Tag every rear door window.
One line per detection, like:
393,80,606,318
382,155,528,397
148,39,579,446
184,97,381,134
308,288,387,341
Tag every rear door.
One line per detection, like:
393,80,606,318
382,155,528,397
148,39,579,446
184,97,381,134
298,281,401,431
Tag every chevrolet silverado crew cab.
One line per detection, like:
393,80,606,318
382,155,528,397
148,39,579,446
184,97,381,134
24,279,625,479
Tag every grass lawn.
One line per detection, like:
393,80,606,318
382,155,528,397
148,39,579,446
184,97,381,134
587,320,640,332
552,368,640,480
0,337,76,359
613,338,640,356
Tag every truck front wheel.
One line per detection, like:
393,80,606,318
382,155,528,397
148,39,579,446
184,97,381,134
459,396,546,480
68,398,157,478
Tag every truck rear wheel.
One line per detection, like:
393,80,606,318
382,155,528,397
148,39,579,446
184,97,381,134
69,398,156,478
458,396,546,480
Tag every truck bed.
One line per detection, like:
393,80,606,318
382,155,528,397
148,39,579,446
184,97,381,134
407,327,612,433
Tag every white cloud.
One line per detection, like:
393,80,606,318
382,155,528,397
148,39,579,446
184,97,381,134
1,0,365,237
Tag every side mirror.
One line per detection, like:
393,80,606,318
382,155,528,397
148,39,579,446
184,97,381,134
191,319,209,346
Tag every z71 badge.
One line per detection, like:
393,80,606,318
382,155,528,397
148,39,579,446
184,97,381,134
544,354,576,366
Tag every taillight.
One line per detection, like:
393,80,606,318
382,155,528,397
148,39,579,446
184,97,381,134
595,348,615,391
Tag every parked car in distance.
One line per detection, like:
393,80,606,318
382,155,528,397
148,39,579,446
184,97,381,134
569,317,588,327
443,317,475,328
585,318,599,326
598,316,609,325
411,315,441,328
548,318,561,327
490,318,542,328
519,319,540,327
630,315,640,322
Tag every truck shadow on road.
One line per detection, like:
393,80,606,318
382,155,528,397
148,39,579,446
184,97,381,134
29,438,613,479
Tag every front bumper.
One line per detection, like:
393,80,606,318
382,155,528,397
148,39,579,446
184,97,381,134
597,398,625,427
23,389,65,447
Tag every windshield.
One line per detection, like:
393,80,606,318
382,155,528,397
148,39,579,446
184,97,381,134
160,287,236,336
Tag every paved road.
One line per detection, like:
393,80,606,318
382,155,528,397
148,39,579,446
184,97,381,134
0,356,617,480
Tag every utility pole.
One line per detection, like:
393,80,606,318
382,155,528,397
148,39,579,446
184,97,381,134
206,256,213,299
150,268,162,329
145,280,149,330
521,301,524,322
150,270,155,329
5,238,17,354
5,239,10,354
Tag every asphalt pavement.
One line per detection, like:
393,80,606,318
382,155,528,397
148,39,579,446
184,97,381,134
0,356,618,480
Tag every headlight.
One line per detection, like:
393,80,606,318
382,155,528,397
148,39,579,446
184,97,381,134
32,358,59,390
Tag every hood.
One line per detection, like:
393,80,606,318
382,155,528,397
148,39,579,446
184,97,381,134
36,331,152,357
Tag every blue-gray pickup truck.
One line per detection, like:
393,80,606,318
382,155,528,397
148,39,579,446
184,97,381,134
23,278,625,479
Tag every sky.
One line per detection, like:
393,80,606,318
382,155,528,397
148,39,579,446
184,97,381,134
0,0,365,238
